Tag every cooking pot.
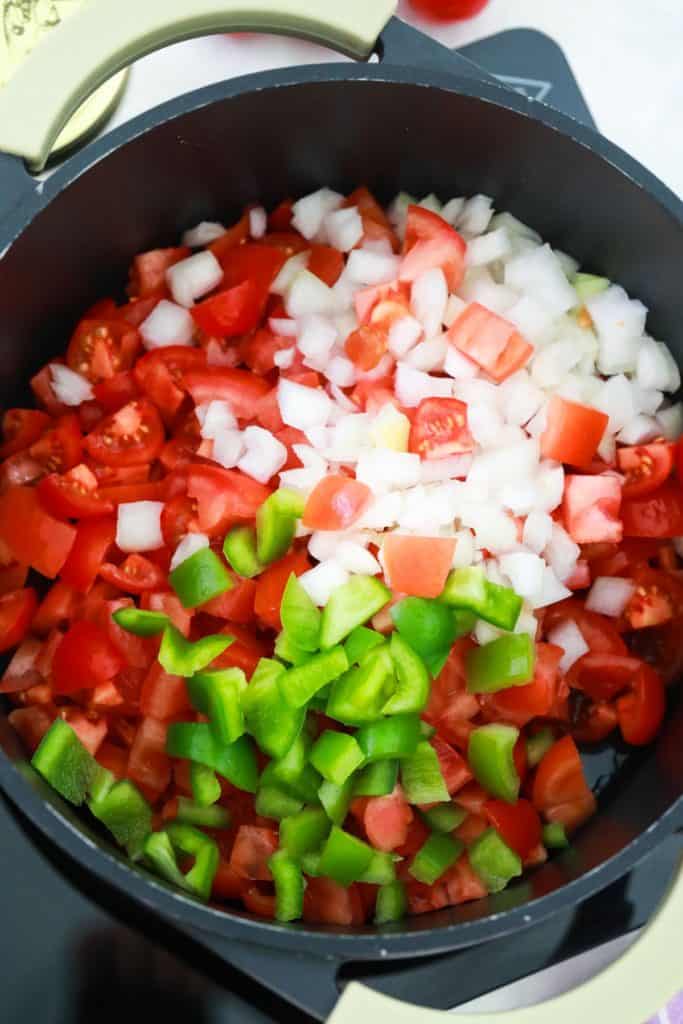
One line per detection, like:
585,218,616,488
0,3,681,1021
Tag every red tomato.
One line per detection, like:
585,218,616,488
95,741,128,779
343,187,399,252
208,211,250,261
212,624,267,677
127,247,189,298
0,409,50,460
532,735,596,832
616,662,666,746
409,397,473,459
354,280,411,326
127,717,171,799
540,395,608,469
133,346,205,421
563,474,623,544
84,399,164,468
66,319,140,383
0,588,37,653
60,516,116,593
431,735,473,794
617,443,674,499
621,481,683,538
408,0,489,21
302,475,372,531
187,464,271,535
38,464,113,519
308,245,344,287
191,281,260,338
202,577,256,624
230,825,278,880
442,854,488,904
303,877,365,926
399,205,466,291
484,799,542,860
212,861,247,901
182,367,270,419
93,371,140,413
382,535,455,599
140,662,191,720
8,706,56,753
623,567,683,629
543,598,628,656
572,700,619,744
0,562,29,597
446,302,533,382
100,554,167,594
97,480,168,506
268,198,294,232
363,787,414,851
239,328,291,376
60,708,108,755
345,324,389,372
52,620,124,694
160,495,199,549
254,548,310,630
481,643,565,728
117,296,161,329
141,591,192,637
32,582,80,637
0,486,76,578
28,413,82,475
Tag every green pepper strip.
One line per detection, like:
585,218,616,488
318,777,354,826
32,719,99,806
309,730,365,786
383,632,430,714
320,576,391,650
89,778,152,859
144,832,191,892
275,629,314,666
356,713,422,762
318,825,374,886
353,759,398,797
169,546,233,609
166,723,259,793
189,761,221,807
159,624,233,677
419,720,436,739
469,827,522,893
112,607,169,636
255,786,304,821
242,658,306,758
526,726,555,768
223,526,263,579
375,880,407,924
261,730,321,801
441,566,522,631
326,646,394,725
165,822,220,901
176,795,231,829
358,850,398,885
421,802,466,833
468,724,520,804
269,850,305,922
279,807,331,861
543,823,570,849
301,850,322,876
187,667,247,745
390,597,457,662
256,488,305,565
278,646,349,709
401,740,450,805
344,626,385,666
466,633,535,694
409,834,463,886
280,573,321,652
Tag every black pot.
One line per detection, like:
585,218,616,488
0,5,681,1021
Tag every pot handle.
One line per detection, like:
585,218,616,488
0,0,397,171
329,856,683,1024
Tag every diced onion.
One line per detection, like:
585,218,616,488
291,188,343,240
356,450,421,494
499,551,545,599
523,511,554,554
278,378,332,430
325,355,357,388
297,314,337,367
182,221,226,247
116,501,165,553
299,560,350,606
213,429,245,468
345,250,401,286
420,454,472,483
335,541,381,575
49,364,93,406
394,364,452,407
547,619,589,673
405,335,448,373
410,268,448,339
272,252,310,296
466,228,512,268
166,251,223,307
388,316,423,358
269,317,298,337
237,426,287,484
197,400,237,439
657,403,683,440
505,244,578,316
140,299,195,348
529,565,571,609
451,529,475,568
273,348,295,370
170,533,210,571
286,270,337,317
249,206,267,239
544,523,580,583
444,344,479,380
636,338,680,393
325,206,364,252
585,576,636,617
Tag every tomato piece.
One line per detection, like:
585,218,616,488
190,281,260,338
254,548,311,630
100,554,167,594
84,399,164,468
239,328,291,376
431,735,473,793
0,409,50,460
308,244,344,287
212,624,267,677
59,708,108,755
302,475,372,531
141,590,192,636
354,280,411,326
187,464,271,535
230,825,278,881
571,699,619,744
0,562,29,597
616,662,666,746
408,0,490,21
344,187,400,253
540,395,608,469
127,717,171,799
424,637,479,728
362,787,414,851
0,588,37,653
303,877,365,926
95,741,128,779
532,735,596,832
31,580,79,635
446,302,533,382
159,495,198,549
0,486,76,578
543,598,628,656
621,480,683,538
9,705,56,753
382,535,455,599
97,480,168,505
563,474,623,544
345,324,389,372
567,651,642,702
140,661,191,720
133,345,206,418
52,620,124,694
409,397,473,459
623,566,683,629
127,246,189,298
37,464,113,519
484,798,542,860
202,577,256,624
117,295,162,328
67,319,140,383
617,443,674,499
481,643,565,728
28,413,82,474
60,516,116,593
268,198,294,231
182,367,270,418
221,241,286,291
400,205,467,291
208,211,250,261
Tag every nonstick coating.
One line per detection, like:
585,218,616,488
0,57,682,959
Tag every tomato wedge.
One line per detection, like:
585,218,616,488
446,302,533,382
127,246,189,298
399,206,466,291
187,464,271,535
38,464,113,519
409,397,473,459
182,367,270,419
621,480,683,538
0,588,38,653
28,413,83,474
52,620,124,694
345,324,389,372
67,319,140,382
100,555,167,594
343,187,399,252
60,516,116,593
0,409,50,460
0,486,76,578
382,535,455,599
133,346,206,420
532,735,596,832
254,548,310,630
540,395,608,469
616,662,666,746
617,443,674,499
84,399,164,467
302,475,372,530
484,798,542,860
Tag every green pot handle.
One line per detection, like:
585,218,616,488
329,856,683,1024
0,0,397,171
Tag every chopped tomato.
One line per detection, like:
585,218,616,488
230,825,278,880
187,464,271,535
345,324,389,372
354,280,411,326
617,443,674,499
202,577,256,624
572,699,619,744
97,480,168,506
431,735,473,793
0,486,76,578
67,319,140,383
31,581,79,636
133,346,205,421
303,877,365,926
93,371,140,413
0,588,37,653
362,787,414,851
268,198,294,232
190,281,260,338
8,706,56,753
543,598,628,656
59,708,108,755
481,642,565,727
484,799,542,860
127,717,171,799
60,516,116,593
302,475,372,531
563,474,623,544
616,662,666,746
140,662,191,719
382,535,455,599
38,464,113,519
344,187,399,252
446,302,533,382
532,735,596,832
208,211,250,261
0,409,50,460
0,562,29,597
127,246,189,298
239,328,291,376
540,395,608,469
52,620,124,694
621,480,683,538
212,624,267,677
160,495,199,549
100,554,167,593
141,590,192,636
117,295,161,329
28,413,82,474
399,205,466,291
254,548,310,630
182,366,269,419
308,244,344,286
623,566,682,629
409,397,473,459
84,399,164,467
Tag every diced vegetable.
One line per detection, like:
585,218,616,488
280,573,321,652
166,724,258,793
320,576,391,649
409,833,463,885
318,826,374,886
277,646,349,708
375,880,408,924
353,759,399,797
356,713,422,762
169,546,233,608
469,828,523,892
269,850,305,922
401,740,450,804
309,730,365,785
468,725,520,803
466,634,535,693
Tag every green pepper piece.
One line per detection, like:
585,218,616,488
326,647,394,725
573,272,610,303
357,850,398,885
301,850,322,876
401,740,449,805
452,608,478,638
242,658,306,758
423,648,451,680
176,795,231,829
383,632,430,714
526,726,555,768
144,832,190,892
480,581,523,631
344,625,385,665
318,777,354,826
278,646,349,709
375,880,407,924
390,597,458,661
261,759,322,805
318,825,374,886
269,850,305,922
421,802,466,833
419,720,436,739
263,730,314,791
187,667,247,745
255,785,304,821
169,547,233,609
189,761,221,807
32,719,99,806
223,525,263,578
280,573,321,652
280,807,331,861
89,765,116,807
309,730,365,785
441,567,522,631
409,833,463,885
543,823,570,849
166,822,220,901
468,724,520,804
89,778,152,858
320,576,391,649
166,723,259,793
275,629,314,666
469,827,522,893
256,489,305,565
159,624,233,677
356,713,422,762
112,607,169,636
466,634,535,694
353,759,398,797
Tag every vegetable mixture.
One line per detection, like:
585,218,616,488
1,187,680,926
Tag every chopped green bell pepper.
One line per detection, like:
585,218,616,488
441,567,522,631
390,597,457,661
169,546,233,608
89,778,152,858
543,823,570,849
358,850,398,885
269,850,305,922
277,646,349,709
279,807,330,861
353,759,398,797
419,720,436,739
318,825,374,886
409,833,463,886
301,850,322,876
112,607,169,636
223,525,263,578
318,777,354,826
242,657,305,759
401,740,449,805
144,831,190,892
326,646,394,725
166,723,259,793
32,719,99,806
309,730,365,785
383,632,429,714
423,648,451,680
190,761,221,807
526,726,555,768
280,573,321,652
165,822,220,901
275,629,314,666
344,626,385,665
375,880,407,924
469,828,522,893
159,624,232,677
256,488,305,565
261,729,320,801
320,576,391,649
468,724,520,804
255,785,304,821
421,802,466,833
356,713,422,762
466,634,535,693
175,795,231,829
187,667,246,745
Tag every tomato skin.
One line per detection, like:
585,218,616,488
383,535,456,599
532,735,596,832
302,475,372,531
127,247,189,298
100,555,167,594
0,588,37,653
484,798,542,860
409,397,473,459
127,717,171,799
0,486,76,579
400,205,467,292
0,562,29,597
84,399,165,468
67,319,140,383
254,548,310,630
182,367,270,419
29,413,83,474
59,516,116,593
481,643,565,728
540,395,608,469
239,328,291,376
52,620,124,694
38,465,113,519
446,302,533,382
617,443,674,499
567,652,642,702
621,481,683,538
409,0,489,20
202,577,256,624
616,663,666,746
133,345,206,420
563,474,623,544
0,409,50,460
187,464,271,535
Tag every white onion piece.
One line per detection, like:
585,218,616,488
273,348,295,370
499,552,545,599
328,382,357,411
140,299,195,348
355,450,421,494
418,193,442,214
462,277,518,316
292,188,343,240
452,529,475,568
467,439,540,492
597,430,617,466
498,370,544,427
525,403,548,438
395,364,452,407
182,221,226,247
441,197,465,225
277,378,333,431
356,491,403,530
410,268,448,339
545,523,580,583
237,426,287,484
499,479,542,516
474,619,503,646
166,250,223,307
443,344,479,380
467,402,504,448
531,339,582,389
461,507,517,554
297,314,337,366
269,317,298,337
49,364,93,406
197,400,237,439
505,295,554,346
325,355,357,388
504,244,578,316
529,566,571,609
457,194,494,236
388,316,423,358
405,335,448,373
299,560,349,606
465,227,511,267
308,531,354,561
271,252,310,296
335,542,381,575
170,533,210,571
490,211,542,243
346,250,401,286
249,206,267,239
585,576,636,617
656,403,683,440
420,454,472,483
523,511,554,554
286,270,337,317
213,429,245,469
636,339,680,393
587,285,647,370
535,461,565,513
547,620,590,673
631,383,663,416
593,374,638,434
357,353,394,383
116,501,165,553
617,415,660,446
398,483,460,532
325,206,364,252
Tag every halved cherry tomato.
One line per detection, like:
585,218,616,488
571,697,619,744
187,464,271,535
182,366,270,419
0,588,37,653
133,346,206,421
97,480,168,505
409,397,473,459
100,554,167,594
563,474,623,544
66,319,140,382
302,475,372,531
84,399,164,467
127,247,189,298
540,395,608,469
254,548,310,630
400,205,466,291
29,413,82,474
0,486,76,578
617,443,674,499
161,495,199,548
616,662,666,746
0,409,50,460
532,735,596,832
484,798,542,860
38,464,113,519
446,302,533,382
52,620,124,694
623,566,683,629
382,535,455,599
60,516,116,593
621,480,683,538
